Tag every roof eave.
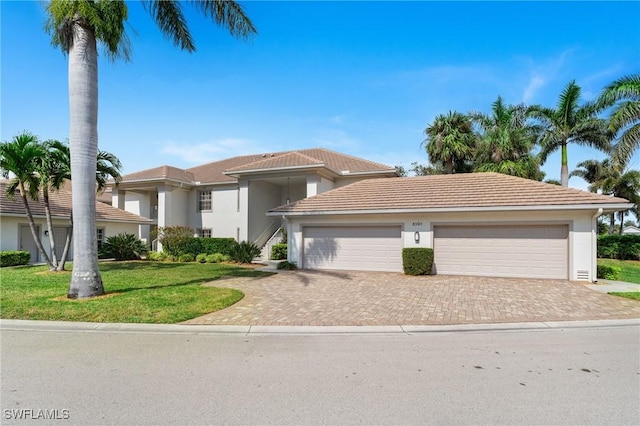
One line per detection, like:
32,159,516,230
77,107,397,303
223,164,326,177
267,203,635,217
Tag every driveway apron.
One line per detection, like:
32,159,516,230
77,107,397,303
182,270,640,326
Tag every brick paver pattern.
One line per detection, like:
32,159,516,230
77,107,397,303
182,270,640,326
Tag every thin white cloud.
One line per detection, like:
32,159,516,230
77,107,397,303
522,75,545,104
160,138,272,165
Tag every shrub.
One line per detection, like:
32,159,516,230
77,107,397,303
402,248,434,276
0,250,30,267
277,260,297,270
197,238,236,256
157,226,194,257
597,264,621,280
178,253,195,263
229,241,261,263
271,244,287,260
196,253,208,263
598,235,640,260
99,233,147,261
206,253,230,263
147,251,167,262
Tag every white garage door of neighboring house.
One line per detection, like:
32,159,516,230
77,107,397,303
302,226,403,272
434,225,568,279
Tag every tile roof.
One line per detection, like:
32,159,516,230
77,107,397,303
269,172,632,214
118,148,396,185
119,165,195,183
0,182,152,223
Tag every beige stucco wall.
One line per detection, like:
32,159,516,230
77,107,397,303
287,209,599,281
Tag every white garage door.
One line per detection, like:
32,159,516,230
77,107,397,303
434,225,568,279
303,226,403,272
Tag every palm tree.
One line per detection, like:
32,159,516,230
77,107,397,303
0,132,53,267
595,74,640,165
423,111,476,174
572,159,640,234
469,97,542,180
45,0,256,299
41,140,123,271
530,81,611,187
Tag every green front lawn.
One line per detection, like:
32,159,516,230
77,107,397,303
0,262,271,323
597,259,640,284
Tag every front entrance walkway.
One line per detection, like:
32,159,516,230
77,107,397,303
182,270,640,326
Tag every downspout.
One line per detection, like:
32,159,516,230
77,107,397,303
592,208,603,282
282,215,291,262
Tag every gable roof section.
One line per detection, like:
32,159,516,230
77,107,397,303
119,165,195,184
0,183,152,224
118,148,396,186
268,173,632,215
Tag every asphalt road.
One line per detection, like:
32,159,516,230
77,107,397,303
1,324,639,425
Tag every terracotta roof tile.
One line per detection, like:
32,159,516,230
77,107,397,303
270,173,631,214
0,182,152,223
118,148,396,186
120,165,194,183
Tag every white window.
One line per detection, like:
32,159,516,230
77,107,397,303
198,191,212,211
198,228,212,238
97,228,105,250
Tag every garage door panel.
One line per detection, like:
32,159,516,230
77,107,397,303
303,226,402,272
434,225,568,279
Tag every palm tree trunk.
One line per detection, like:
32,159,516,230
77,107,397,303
56,217,73,272
446,158,453,174
609,213,615,235
560,143,569,187
18,183,53,268
618,211,625,235
42,188,59,270
67,22,104,298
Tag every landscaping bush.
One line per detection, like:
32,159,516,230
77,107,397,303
206,253,230,263
0,250,30,267
197,238,236,256
99,233,147,261
598,235,640,260
229,241,261,263
402,248,434,276
597,264,621,280
147,251,167,262
157,226,194,257
178,253,195,263
196,253,208,263
271,244,287,260
277,260,297,270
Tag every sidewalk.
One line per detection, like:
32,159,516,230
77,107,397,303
586,279,640,293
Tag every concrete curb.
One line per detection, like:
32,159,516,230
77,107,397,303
1,318,638,335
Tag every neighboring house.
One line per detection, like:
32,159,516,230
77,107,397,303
268,172,633,282
108,148,397,254
0,181,152,263
622,225,640,235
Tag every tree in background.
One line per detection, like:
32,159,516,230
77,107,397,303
469,97,542,180
423,111,476,174
529,81,610,187
595,74,640,165
45,0,256,298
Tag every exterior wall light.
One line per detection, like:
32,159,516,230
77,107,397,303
414,231,420,243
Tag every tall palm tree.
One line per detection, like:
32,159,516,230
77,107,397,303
0,132,53,267
469,97,542,180
45,0,256,299
423,111,476,174
595,74,640,165
530,81,611,187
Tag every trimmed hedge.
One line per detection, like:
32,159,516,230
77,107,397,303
160,235,237,257
402,248,434,276
0,250,30,267
598,234,640,260
271,244,287,260
597,264,621,280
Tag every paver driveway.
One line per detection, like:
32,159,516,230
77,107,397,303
182,270,640,326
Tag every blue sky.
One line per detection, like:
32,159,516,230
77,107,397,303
2,1,639,190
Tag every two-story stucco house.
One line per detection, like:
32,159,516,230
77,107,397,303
109,148,398,253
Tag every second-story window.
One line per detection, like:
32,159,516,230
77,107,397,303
198,191,212,211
